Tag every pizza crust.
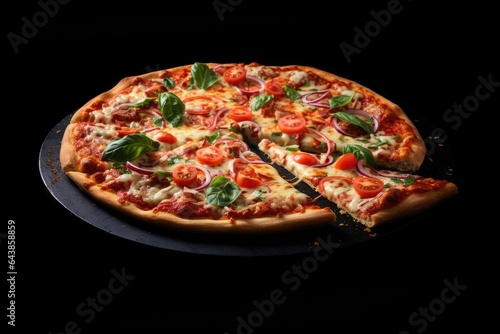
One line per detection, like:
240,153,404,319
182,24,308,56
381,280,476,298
367,182,459,228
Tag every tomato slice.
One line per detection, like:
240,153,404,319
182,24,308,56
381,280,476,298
334,153,357,170
228,106,253,122
235,166,262,188
293,152,318,166
278,114,306,134
264,81,284,97
172,165,198,187
223,65,247,85
195,146,225,166
154,131,177,144
352,176,384,198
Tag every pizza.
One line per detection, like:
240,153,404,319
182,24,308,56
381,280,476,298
59,62,458,234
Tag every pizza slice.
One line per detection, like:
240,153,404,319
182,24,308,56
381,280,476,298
258,139,458,228
238,63,426,173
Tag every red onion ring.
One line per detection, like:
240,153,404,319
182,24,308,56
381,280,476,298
125,161,155,175
235,75,265,94
191,164,213,190
213,137,249,153
301,90,331,104
308,128,336,164
207,106,229,131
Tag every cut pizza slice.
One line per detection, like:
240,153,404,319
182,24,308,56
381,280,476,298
258,139,458,228
238,63,426,173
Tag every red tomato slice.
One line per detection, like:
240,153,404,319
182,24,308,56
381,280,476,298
172,165,198,187
223,66,247,85
236,166,262,188
264,81,284,97
292,152,318,166
352,176,384,198
228,106,253,122
278,114,306,134
154,131,177,144
334,153,357,170
196,146,225,166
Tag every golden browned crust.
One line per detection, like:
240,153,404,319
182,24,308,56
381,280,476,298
60,123,78,173
367,182,459,228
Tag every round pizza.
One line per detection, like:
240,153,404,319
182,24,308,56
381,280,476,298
59,62,458,234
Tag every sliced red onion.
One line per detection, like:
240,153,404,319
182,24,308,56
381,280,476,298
125,161,155,175
301,90,331,104
240,150,266,164
308,128,336,164
356,160,381,178
238,120,261,135
310,155,334,168
235,75,265,94
332,109,379,136
356,159,420,179
207,106,229,131
191,165,212,190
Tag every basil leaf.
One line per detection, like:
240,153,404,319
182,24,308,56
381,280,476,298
284,84,302,101
329,94,354,109
191,62,219,89
102,134,160,163
158,92,185,127
163,78,175,89
342,144,376,167
205,176,242,207
250,94,273,111
333,111,374,135
126,98,154,109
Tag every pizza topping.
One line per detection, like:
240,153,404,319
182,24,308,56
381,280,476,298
195,146,225,166
171,164,199,187
334,153,358,170
292,152,318,166
157,92,185,127
222,65,247,85
190,62,219,90
205,176,242,206
264,81,284,97
352,176,385,198
235,166,263,188
102,134,160,163
125,161,155,176
278,114,306,134
228,106,253,122
332,109,379,136
236,75,265,95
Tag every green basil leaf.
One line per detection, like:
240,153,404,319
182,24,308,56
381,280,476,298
102,134,160,163
333,111,374,135
329,94,354,109
205,176,241,207
163,78,176,89
191,62,219,89
250,94,273,111
158,92,185,127
342,144,376,167
126,98,154,109
284,84,302,101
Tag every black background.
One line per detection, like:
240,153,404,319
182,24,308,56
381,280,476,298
4,0,497,333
